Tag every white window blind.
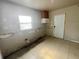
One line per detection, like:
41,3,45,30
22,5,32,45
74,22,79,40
18,16,32,30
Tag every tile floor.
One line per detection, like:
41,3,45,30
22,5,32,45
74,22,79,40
6,37,79,59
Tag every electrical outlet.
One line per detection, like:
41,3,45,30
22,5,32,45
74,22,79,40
25,38,30,43
25,38,28,41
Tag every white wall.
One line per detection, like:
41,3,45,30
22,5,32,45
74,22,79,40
49,4,79,43
0,0,46,56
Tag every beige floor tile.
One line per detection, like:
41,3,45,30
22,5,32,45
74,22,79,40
6,37,79,59
68,42,79,59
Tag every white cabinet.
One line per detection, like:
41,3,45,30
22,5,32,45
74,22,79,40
41,18,49,23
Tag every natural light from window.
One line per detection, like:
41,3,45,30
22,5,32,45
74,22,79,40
18,16,32,30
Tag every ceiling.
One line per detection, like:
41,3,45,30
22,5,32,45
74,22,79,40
6,0,79,10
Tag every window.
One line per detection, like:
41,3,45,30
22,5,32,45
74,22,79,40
18,16,32,30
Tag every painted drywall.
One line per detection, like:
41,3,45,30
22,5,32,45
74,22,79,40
0,0,46,56
46,12,53,36
49,4,79,43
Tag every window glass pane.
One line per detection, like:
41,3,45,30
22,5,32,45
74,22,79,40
19,16,32,23
20,24,32,30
